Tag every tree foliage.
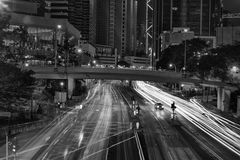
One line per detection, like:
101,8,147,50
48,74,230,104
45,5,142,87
0,62,35,109
158,38,209,71
158,38,240,81
0,13,11,48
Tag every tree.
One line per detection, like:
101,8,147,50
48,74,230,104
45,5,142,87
197,54,228,81
0,13,11,54
209,44,240,81
10,25,29,62
0,62,35,110
158,38,208,71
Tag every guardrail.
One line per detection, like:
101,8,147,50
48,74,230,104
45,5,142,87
0,119,51,139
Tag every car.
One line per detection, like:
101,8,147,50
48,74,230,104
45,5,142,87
154,103,164,110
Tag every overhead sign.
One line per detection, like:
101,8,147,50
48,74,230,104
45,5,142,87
0,112,11,117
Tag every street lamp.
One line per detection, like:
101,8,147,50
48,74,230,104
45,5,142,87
60,81,64,104
60,81,64,87
54,25,62,71
77,48,82,54
182,29,188,74
57,25,62,30
92,60,96,66
24,63,29,67
169,63,177,72
169,63,177,91
231,66,239,73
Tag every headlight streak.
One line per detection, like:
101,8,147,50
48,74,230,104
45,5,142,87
134,81,240,156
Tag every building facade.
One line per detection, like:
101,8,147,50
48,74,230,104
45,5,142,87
216,26,240,45
115,0,137,57
5,0,44,16
68,0,93,42
96,0,115,47
45,0,68,19
155,0,221,36
152,0,221,67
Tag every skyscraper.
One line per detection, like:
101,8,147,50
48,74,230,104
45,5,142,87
68,0,137,56
152,0,221,68
115,0,137,56
68,0,96,43
155,0,221,36
96,0,115,47
45,0,68,19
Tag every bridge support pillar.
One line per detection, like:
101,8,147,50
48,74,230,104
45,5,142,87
237,96,240,117
217,87,230,111
68,77,75,99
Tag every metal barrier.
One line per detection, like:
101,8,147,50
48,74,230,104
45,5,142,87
0,119,51,139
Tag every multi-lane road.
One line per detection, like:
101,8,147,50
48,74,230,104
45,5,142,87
1,80,240,160
133,81,240,160
12,81,140,160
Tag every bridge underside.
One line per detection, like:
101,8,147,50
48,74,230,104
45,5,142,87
26,66,235,112
33,72,225,88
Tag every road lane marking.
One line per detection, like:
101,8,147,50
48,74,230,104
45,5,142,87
134,131,145,160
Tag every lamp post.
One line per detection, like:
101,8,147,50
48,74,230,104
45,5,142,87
54,25,62,71
183,28,188,74
60,81,64,104
169,63,177,91
169,63,177,72
231,66,239,74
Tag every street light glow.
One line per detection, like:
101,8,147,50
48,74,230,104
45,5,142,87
169,63,176,72
183,28,188,32
57,24,62,29
60,82,64,87
231,66,239,73
77,48,82,53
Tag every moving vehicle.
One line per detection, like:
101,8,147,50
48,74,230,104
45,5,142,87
154,102,164,110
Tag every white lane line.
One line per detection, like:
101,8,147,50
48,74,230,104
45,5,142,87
53,139,59,145
41,152,49,160
105,148,109,160
80,136,135,160
134,131,145,160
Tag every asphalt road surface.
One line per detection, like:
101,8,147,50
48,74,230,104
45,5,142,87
13,81,140,160
133,81,240,160
2,80,240,160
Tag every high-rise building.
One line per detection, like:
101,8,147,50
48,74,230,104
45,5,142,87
153,0,221,64
96,0,115,47
155,0,221,36
5,0,45,16
115,0,137,57
68,0,137,56
68,0,96,43
45,0,68,19
136,0,146,56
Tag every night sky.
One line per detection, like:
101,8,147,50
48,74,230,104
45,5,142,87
224,0,240,12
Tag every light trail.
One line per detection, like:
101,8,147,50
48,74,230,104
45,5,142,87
134,81,240,156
